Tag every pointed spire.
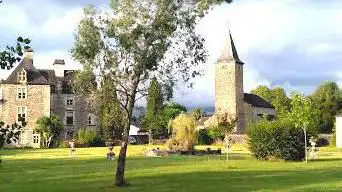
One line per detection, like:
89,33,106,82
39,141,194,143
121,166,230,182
218,29,244,65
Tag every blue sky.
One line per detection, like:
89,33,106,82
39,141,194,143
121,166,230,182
1,0,342,108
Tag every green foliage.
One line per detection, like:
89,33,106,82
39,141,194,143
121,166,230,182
142,78,164,137
146,77,164,118
248,118,306,161
35,115,64,148
208,113,236,141
311,82,342,133
168,114,198,150
288,93,319,134
251,85,291,116
76,128,97,146
160,103,187,127
0,122,22,148
207,125,224,141
191,108,205,120
0,36,31,70
197,129,213,145
99,76,124,141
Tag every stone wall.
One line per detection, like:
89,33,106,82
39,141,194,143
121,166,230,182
214,61,244,133
50,93,99,140
242,103,276,132
0,84,50,148
251,107,276,122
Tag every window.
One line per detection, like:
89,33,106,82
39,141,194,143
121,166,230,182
88,115,92,125
33,135,39,144
62,83,73,94
17,106,27,123
66,111,74,125
88,114,96,125
66,97,74,106
18,70,27,83
17,87,27,99
267,115,275,121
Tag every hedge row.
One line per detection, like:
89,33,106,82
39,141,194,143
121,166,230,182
247,119,308,161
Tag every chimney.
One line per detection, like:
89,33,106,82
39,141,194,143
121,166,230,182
24,48,34,60
53,59,65,77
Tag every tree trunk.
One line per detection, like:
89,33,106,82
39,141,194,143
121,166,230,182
115,121,130,186
148,129,153,144
115,82,138,186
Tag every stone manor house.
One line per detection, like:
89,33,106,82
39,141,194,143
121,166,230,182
204,31,275,133
0,49,98,148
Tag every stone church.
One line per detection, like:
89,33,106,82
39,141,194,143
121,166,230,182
204,31,275,133
0,49,98,148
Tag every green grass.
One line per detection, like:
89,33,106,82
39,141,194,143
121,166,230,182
1,145,342,192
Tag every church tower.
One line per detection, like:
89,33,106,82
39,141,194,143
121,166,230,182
215,31,245,132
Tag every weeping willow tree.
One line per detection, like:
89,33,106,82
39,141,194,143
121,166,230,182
72,0,233,186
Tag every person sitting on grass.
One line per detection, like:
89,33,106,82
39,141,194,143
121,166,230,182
107,146,115,160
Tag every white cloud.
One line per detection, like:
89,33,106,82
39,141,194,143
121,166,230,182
40,8,83,37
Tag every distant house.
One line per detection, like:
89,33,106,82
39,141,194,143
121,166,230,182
129,123,149,144
0,49,99,148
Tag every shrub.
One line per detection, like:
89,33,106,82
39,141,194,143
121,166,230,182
330,132,336,147
168,114,198,150
198,129,213,145
77,128,97,147
207,125,225,142
248,118,308,161
89,136,106,147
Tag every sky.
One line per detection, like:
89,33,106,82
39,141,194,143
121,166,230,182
1,0,342,108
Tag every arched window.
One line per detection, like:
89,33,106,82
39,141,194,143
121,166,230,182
18,69,27,83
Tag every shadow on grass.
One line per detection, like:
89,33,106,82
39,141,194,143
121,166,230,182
122,168,342,192
310,158,342,162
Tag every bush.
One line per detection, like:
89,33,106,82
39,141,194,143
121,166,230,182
57,141,70,148
207,125,225,142
248,118,308,161
77,128,97,147
330,132,336,147
168,114,198,150
89,136,106,147
198,129,213,145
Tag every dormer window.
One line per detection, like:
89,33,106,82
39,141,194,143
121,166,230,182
18,69,27,83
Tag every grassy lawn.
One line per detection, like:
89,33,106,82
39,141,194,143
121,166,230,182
1,145,342,192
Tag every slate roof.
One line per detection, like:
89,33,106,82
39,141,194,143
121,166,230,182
218,30,244,65
38,69,56,84
4,58,74,85
243,93,275,109
4,58,50,85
